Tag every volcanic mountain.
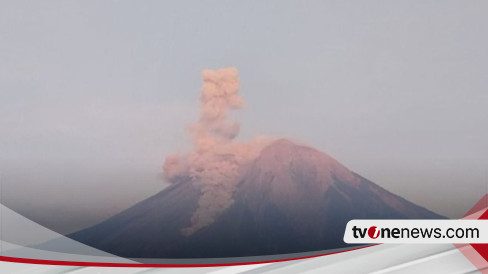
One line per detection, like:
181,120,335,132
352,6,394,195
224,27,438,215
68,139,442,258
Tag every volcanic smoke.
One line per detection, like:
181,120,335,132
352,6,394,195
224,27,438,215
163,67,271,235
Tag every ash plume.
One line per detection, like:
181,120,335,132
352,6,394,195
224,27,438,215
163,67,272,235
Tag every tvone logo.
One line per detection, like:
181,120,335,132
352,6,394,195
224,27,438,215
368,226,380,239
351,225,381,239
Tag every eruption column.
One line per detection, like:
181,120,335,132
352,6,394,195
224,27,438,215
163,68,271,235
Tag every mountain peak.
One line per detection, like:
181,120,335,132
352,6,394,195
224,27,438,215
252,138,361,189
261,138,308,151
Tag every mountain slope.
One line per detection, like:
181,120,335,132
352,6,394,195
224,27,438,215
69,139,443,258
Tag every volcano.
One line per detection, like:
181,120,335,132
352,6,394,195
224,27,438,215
68,139,442,258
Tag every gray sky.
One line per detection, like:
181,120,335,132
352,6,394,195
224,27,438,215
1,1,487,234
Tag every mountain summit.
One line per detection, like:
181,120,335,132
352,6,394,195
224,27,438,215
69,139,442,258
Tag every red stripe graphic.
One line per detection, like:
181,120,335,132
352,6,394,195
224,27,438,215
0,245,375,268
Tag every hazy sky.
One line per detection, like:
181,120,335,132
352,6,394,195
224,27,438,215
1,1,487,233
